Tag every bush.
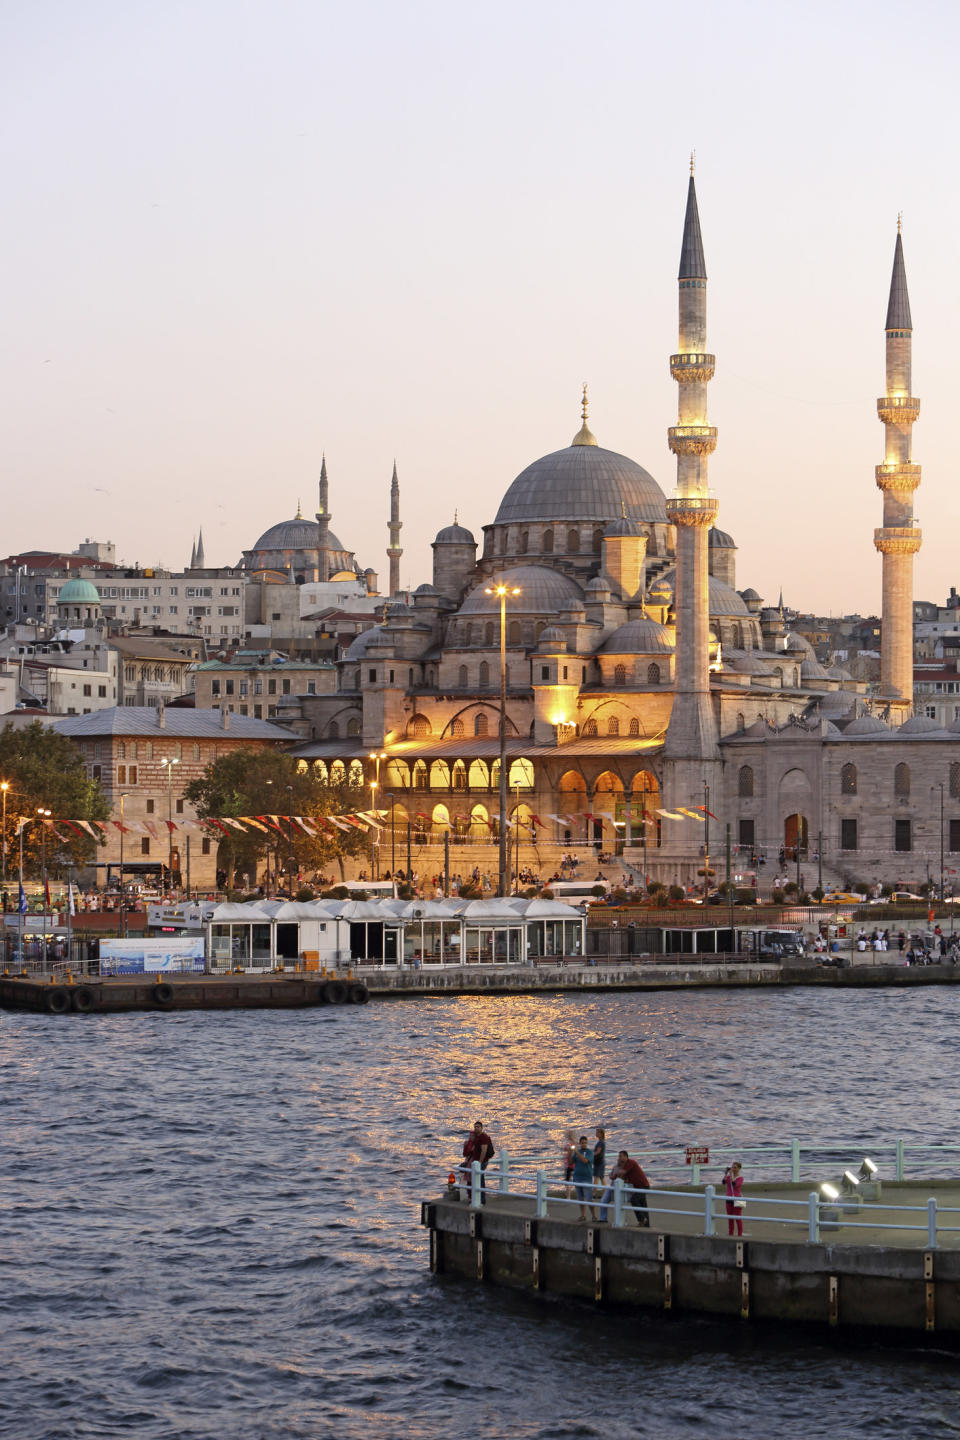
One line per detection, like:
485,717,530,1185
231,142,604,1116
322,885,350,900
812,886,825,902
295,887,316,902
783,881,799,897
348,888,370,900
397,884,415,899
611,887,628,904
881,883,894,898
458,883,482,899
668,885,686,903
540,887,554,899
591,885,607,897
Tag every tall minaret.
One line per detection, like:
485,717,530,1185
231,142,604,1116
874,220,921,706
195,528,205,569
387,460,403,596
316,453,331,583
663,162,720,777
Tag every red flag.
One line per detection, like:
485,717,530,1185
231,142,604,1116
694,805,719,821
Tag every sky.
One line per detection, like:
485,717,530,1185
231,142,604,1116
1,0,957,615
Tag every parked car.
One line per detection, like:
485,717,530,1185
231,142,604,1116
821,891,866,904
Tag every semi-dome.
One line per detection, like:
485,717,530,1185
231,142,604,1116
844,714,890,735
434,521,476,544
457,565,584,617
57,578,101,605
709,528,737,549
494,445,667,525
656,569,750,616
801,658,829,680
537,625,567,650
732,653,770,674
601,618,673,655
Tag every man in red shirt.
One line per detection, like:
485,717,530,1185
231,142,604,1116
462,1121,494,1204
597,1149,650,1225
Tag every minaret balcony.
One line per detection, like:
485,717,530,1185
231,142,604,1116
667,425,717,457
874,524,922,555
877,396,920,424
666,493,719,527
875,462,921,493
670,353,716,383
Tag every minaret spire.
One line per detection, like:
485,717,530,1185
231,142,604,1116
875,223,921,707
572,382,598,447
195,529,205,569
189,537,197,570
663,166,720,790
387,459,403,597
316,453,331,582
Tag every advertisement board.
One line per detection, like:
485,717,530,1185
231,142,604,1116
99,937,205,974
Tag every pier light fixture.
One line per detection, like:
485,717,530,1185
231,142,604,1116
858,1156,881,1201
858,1158,878,1180
838,1170,862,1214
818,1181,841,1232
819,1182,840,1202
484,582,520,897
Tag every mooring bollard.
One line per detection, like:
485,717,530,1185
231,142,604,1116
704,1184,715,1236
536,1170,548,1218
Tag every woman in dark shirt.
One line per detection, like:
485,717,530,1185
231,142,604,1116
593,1126,606,1185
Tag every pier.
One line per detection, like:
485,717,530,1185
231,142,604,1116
0,972,369,1014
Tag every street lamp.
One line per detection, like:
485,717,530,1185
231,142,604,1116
1,779,8,895
118,792,129,937
160,757,180,895
368,751,386,880
484,582,520,896
36,807,51,967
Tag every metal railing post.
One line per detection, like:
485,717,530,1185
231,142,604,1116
791,1138,800,1183
928,1197,938,1249
808,1192,820,1243
499,1149,509,1194
613,1177,624,1229
470,1161,482,1209
704,1184,715,1236
896,1138,905,1181
692,1160,701,1185
536,1169,548,1218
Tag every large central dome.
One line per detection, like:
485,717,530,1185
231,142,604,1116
494,444,667,526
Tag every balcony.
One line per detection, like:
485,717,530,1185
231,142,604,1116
670,353,715,383
874,524,922,555
875,463,921,493
667,424,718,458
666,493,720,527
877,396,920,425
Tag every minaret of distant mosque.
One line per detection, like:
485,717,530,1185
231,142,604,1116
387,460,403,596
663,158,720,776
874,218,921,706
316,454,331,583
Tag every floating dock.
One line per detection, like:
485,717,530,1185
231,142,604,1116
422,1183,960,1338
0,973,369,1014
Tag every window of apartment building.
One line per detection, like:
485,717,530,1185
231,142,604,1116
950,819,960,853
146,799,154,814
239,680,248,697
83,684,91,696
176,799,184,814
268,705,277,718
926,706,938,719
169,606,178,615
202,837,211,855
894,818,912,852
141,838,150,855
738,818,755,848
254,679,262,694
240,704,248,715
212,679,221,696
307,681,315,695
225,679,234,695
268,679,277,695
283,678,291,695
254,704,262,718
840,818,858,850
98,685,106,697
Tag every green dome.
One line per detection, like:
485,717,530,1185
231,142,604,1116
57,578,101,605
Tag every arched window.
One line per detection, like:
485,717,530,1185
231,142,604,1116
469,803,489,838
567,528,580,553
628,717,640,737
193,744,201,762
951,762,960,799
736,712,745,732
117,742,126,759
607,716,619,736
458,665,468,687
330,760,346,785
430,760,450,788
327,721,340,739
519,529,529,555
385,759,409,788
647,662,660,684
474,713,488,737
497,529,507,554
542,528,554,553
591,527,603,554
347,717,361,737
313,760,328,782
479,661,490,688
484,622,494,645
841,762,858,796
348,760,364,788
508,758,535,788
450,717,464,739
895,762,911,798
409,714,432,738
582,718,598,737
738,765,754,798
413,760,428,790
508,620,522,646
733,623,743,649
614,663,626,686
468,759,489,787
464,624,474,646
452,761,467,790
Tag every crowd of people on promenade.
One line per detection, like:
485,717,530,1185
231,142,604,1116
454,1122,745,1235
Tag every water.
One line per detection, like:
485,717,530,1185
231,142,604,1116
3,988,960,1439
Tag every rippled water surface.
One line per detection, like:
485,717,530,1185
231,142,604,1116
3,988,960,1439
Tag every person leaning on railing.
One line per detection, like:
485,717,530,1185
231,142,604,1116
597,1150,650,1225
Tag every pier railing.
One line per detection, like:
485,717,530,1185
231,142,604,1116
450,1141,960,1247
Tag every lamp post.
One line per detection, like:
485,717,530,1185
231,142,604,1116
18,813,30,967
36,806,51,967
703,781,710,898
118,792,129,937
484,582,520,897
160,757,180,895
936,783,945,904
286,783,295,888
1,779,8,896
368,751,385,880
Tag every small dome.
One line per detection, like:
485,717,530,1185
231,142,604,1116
414,583,439,595
343,627,386,660
537,625,567,651
784,631,814,655
586,575,612,593
822,720,842,736
657,569,750,617
604,515,644,538
57,578,101,605
898,715,944,734
252,517,346,553
844,714,890,735
740,588,762,601
709,528,737,549
434,521,476,545
733,653,770,675
826,665,851,680
801,658,828,680
457,565,584,617
601,618,673,655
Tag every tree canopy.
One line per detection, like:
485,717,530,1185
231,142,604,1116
184,748,370,886
0,721,109,880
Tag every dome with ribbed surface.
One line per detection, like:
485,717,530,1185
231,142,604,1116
434,522,476,545
494,445,667,525
844,714,890,735
252,517,345,552
898,715,944,734
457,565,583,617
57,578,101,605
601,618,673,655
656,569,750,616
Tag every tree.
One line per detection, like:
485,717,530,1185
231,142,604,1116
184,749,370,888
0,722,109,880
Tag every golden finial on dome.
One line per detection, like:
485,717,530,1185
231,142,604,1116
690,150,695,176
295,498,303,519
571,381,598,447
454,509,458,524
897,211,903,234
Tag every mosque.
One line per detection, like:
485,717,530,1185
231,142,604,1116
285,174,957,894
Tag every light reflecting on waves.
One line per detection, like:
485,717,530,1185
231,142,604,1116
2,988,960,1440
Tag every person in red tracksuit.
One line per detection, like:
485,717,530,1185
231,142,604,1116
723,1161,744,1236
